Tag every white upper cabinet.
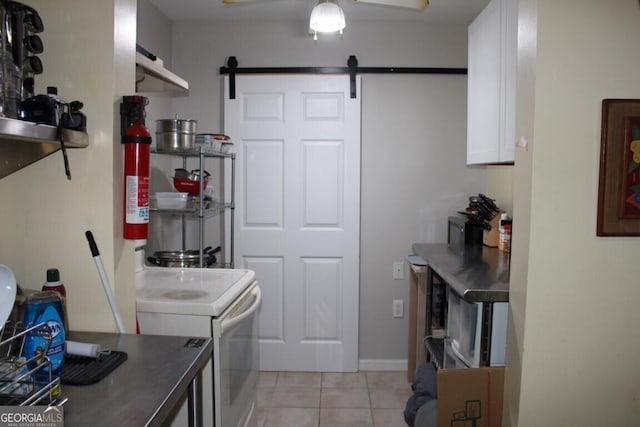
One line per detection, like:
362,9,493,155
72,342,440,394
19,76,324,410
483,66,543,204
467,0,517,165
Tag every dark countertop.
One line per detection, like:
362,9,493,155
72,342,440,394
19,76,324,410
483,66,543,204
62,331,212,427
411,243,510,302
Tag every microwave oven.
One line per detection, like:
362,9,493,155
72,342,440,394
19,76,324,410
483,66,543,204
447,216,483,252
445,287,508,368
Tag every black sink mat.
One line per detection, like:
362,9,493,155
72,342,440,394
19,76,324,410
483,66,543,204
61,351,128,385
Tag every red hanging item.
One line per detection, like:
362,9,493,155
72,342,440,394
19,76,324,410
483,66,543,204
121,96,152,240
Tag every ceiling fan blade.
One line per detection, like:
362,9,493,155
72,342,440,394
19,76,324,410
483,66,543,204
353,0,429,10
223,0,261,4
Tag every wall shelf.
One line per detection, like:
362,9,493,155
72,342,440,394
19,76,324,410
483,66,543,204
135,51,189,95
0,117,89,179
151,200,233,218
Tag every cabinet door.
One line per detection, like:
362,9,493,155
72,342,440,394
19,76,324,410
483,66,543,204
467,0,502,164
500,0,517,163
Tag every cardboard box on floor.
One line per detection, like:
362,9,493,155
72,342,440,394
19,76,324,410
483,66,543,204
437,367,505,427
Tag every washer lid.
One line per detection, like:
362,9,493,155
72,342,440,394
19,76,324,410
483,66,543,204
135,267,255,317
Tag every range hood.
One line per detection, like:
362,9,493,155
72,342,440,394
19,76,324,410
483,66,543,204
135,45,189,95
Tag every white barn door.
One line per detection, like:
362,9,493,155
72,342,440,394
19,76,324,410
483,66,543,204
224,75,361,372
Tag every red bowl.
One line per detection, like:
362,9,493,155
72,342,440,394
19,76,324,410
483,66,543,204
173,177,209,194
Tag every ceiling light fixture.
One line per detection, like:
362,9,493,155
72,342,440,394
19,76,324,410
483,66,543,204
309,0,346,40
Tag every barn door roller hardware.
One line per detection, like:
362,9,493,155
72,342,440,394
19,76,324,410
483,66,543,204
220,55,467,99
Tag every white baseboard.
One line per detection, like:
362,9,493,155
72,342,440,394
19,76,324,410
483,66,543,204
358,359,407,371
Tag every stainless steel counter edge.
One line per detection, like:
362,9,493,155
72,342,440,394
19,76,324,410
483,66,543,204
63,332,212,427
411,243,510,303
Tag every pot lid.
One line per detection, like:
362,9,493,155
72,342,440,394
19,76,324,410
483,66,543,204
153,250,208,261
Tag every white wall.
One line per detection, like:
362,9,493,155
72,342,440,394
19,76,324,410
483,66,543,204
166,20,487,362
360,73,486,362
505,0,640,425
0,0,138,332
136,0,172,61
486,165,514,215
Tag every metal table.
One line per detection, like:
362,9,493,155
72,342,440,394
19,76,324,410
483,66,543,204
63,331,212,427
411,243,510,303
411,243,510,367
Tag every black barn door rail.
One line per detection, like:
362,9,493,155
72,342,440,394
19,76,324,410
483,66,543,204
219,55,467,99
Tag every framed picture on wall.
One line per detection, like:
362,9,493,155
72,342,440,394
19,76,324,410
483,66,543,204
597,99,640,236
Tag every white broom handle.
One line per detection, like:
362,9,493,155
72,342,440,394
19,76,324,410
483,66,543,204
85,231,126,333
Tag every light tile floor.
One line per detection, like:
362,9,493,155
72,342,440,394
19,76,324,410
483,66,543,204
256,371,412,427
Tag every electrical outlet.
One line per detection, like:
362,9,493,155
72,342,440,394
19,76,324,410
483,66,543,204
393,261,404,280
393,299,404,318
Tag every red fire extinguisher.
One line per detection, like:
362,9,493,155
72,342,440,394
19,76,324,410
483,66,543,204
120,96,152,240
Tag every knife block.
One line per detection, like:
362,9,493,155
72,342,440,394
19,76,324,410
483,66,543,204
483,214,501,247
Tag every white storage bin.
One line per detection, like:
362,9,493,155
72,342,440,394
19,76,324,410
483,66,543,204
152,192,189,210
